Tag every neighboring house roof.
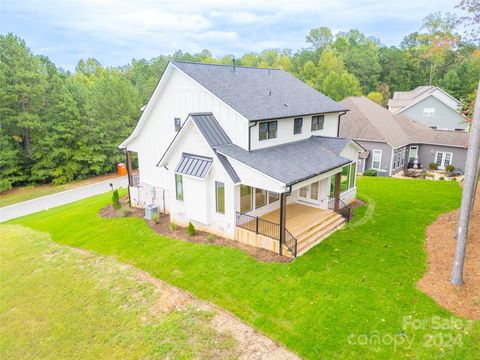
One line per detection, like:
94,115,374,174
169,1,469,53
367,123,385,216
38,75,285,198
387,86,461,114
340,96,469,149
215,136,352,185
172,61,347,121
158,113,240,183
175,153,213,179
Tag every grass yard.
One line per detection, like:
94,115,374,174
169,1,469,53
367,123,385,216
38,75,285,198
5,177,480,359
0,172,122,207
0,225,238,359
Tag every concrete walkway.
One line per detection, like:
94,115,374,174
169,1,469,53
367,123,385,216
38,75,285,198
0,176,128,222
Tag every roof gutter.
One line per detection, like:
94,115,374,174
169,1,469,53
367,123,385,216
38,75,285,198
286,160,352,187
248,109,348,123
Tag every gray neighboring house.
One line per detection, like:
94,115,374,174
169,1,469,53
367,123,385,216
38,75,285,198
340,96,469,176
387,86,468,131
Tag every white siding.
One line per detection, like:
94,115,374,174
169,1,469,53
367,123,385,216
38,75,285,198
128,66,249,189
250,112,340,150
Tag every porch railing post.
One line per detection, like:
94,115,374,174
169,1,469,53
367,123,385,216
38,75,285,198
255,216,259,234
279,193,286,256
334,172,341,212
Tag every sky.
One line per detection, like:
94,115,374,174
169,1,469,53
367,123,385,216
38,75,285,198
1,0,462,71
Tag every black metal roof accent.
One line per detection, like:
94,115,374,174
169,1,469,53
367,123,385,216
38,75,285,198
175,153,213,179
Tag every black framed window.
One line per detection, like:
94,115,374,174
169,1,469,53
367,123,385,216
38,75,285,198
215,181,225,214
255,188,267,209
259,121,277,141
240,185,253,213
311,115,324,131
174,117,181,132
293,118,303,135
268,191,279,203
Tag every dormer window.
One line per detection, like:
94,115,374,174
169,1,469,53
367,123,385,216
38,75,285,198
174,117,181,132
311,115,324,131
259,121,277,141
423,108,435,117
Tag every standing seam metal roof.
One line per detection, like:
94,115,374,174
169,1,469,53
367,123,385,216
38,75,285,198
175,153,213,178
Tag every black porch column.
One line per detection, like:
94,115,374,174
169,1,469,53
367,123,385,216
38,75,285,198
279,192,287,256
334,172,341,212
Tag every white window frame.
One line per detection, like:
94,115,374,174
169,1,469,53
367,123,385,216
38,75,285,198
408,146,418,162
423,108,435,117
372,149,382,170
435,151,454,170
400,147,405,167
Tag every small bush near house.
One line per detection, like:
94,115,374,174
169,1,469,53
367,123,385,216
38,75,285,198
151,213,159,223
429,163,438,170
120,207,132,217
169,222,178,231
112,190,121,210
364,169,378,176
205,234,215,243
187,222,195,237
450,177,457,182
439,176,445,180
425,172,434,178
445,164,455,173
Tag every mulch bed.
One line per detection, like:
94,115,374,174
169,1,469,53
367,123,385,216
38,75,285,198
417,184,480,320
99,199,290,263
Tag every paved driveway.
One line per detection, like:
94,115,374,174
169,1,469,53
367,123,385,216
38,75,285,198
0,177,128,222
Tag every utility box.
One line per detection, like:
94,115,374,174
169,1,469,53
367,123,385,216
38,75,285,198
144,204,160,220
117,163,127,176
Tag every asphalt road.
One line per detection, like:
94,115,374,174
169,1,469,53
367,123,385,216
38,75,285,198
0,176,128,223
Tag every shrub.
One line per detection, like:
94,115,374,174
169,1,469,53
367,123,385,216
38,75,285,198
205,234,215,243
450,177,457,182
425,172,434,178
120,207,132,217
112,190,121,209
439,176,445,180
186,222,195,237
429,163,438,170
151,213,159,224
445,164,455,173
364,168,378,176
169,222,178,231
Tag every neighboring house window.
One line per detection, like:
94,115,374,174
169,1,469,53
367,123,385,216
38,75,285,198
393,150,398,169
435,151,453,169
268,191,279,203
240,185,253,213
423,108,435,117
293,118,303,135
372,149,382,170
255,188,267,209
311,115,324,131
175,174,183,201
259,121,277,141
215,181,225,214
409,146,418,163
174,117,181,132
400,147,405,167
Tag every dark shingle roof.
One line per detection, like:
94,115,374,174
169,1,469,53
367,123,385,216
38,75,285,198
172,61,346,121
340,96,469,148
175,153,212,178
216,136,352,185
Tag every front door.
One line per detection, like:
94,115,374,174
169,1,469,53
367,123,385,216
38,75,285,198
435,151,453,170
299,181,319,203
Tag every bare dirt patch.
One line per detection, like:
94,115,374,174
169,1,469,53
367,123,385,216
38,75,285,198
418,184,480,320
99,200,290,263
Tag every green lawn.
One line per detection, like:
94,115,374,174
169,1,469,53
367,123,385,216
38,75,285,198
0,225,237,359
6,177,480,359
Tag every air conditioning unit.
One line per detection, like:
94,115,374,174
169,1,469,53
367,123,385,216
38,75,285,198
144,204,160,220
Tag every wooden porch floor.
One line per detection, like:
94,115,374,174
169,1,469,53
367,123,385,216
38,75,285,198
260,203,337,239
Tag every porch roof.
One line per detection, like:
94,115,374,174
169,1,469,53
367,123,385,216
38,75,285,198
216,136,352,185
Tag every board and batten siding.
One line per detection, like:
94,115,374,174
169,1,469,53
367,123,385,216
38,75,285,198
127,66,249,188
249,112,341,150
166,123,237,238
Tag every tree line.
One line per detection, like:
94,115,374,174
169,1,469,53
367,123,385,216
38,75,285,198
0,11,479,192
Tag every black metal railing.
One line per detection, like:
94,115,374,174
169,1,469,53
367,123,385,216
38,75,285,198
328,197,353,222
285,229,297,257
235,211,297,257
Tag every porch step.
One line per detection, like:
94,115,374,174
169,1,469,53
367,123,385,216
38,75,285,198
296,216,346,256
293,211,340,242
288,210,339,237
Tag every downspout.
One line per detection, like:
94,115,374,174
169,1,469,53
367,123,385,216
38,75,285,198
248,122,257,152
337,110,348,137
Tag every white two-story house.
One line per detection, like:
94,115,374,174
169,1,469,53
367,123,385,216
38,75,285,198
120,61,363,257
